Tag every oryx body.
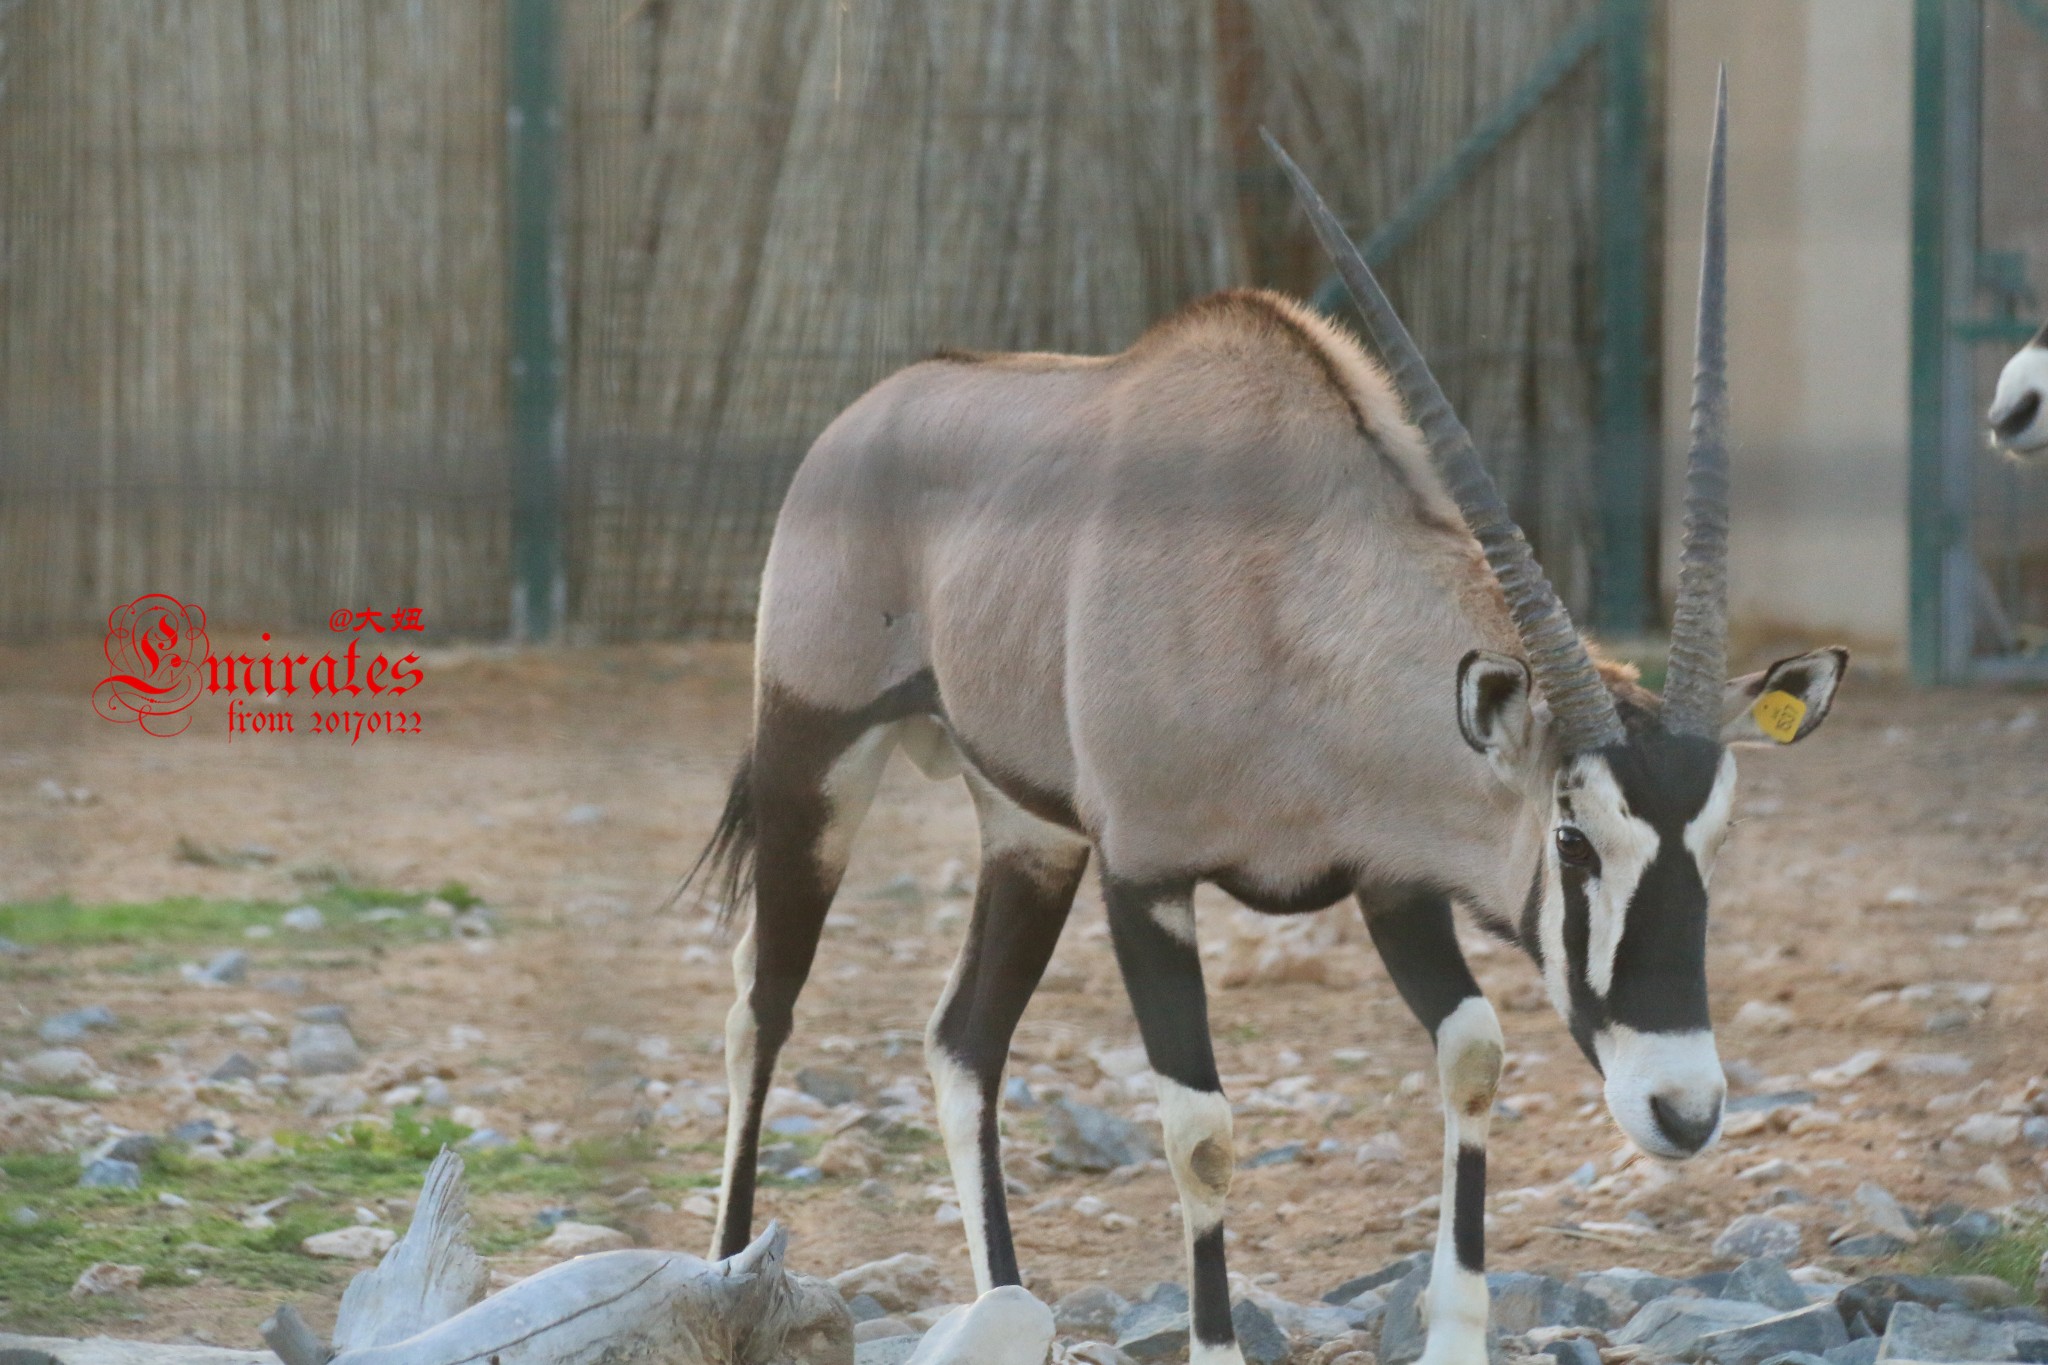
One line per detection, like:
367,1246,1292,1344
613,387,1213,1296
695,81,1845,1365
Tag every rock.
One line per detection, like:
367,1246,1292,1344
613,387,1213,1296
1715,1214,1805,1263
1614,1298,1777,1359
1375,1267,1433,1365
1895,1053,1971,1077
797,1065,870,1106
38,1005,117,1044
1728,1259,1810,1313
78,1157,141,1189
1004,1076,1036,1108
281,904,326,931
1851,1183,1920,1244
301,1225,398,1259
1735,1001,1797,1033
1822,1341,1881,1365
1353,1131,1406,1166
819,1131,885,1179
858,1338,925,1365
69,1261,145,1297
1042,1097,1157,1172
297,1003,350,1023
1055,1284,1130,1336
207,1052,261,1083
834,1253,947,1314
1542,1341,1602,1365
538,1221,631,1255
855,1319,920,1343
1830,1235,1908,1259
0,1091,109,1154
1058,1345,1137,1365
1939,1209,2003,1252
1231,1299,1290,1365
101,1133,159,1165
1811,1050,1886,1088
0,935,26,956
1953,1113,2023,1146
19,1048,99,1085
1694,1303,1850,1365
2022,1116,2048,1148
1112,1299,1189,1363
1242,1142,1303,1169
1569,1268,1681,1323
1876,1300,2034,1361
1488,1271,1612,1331
198,950,249,985
1323,1252,1431,1305
289,1021,362,1075
904,1287,1054,1365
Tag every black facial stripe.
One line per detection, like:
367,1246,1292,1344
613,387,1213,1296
1603,840,1712,1033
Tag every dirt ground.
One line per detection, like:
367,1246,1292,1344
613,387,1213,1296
3,633,2046,1340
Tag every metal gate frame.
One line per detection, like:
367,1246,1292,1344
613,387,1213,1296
1911,0,2048,683
1303,0,1663,640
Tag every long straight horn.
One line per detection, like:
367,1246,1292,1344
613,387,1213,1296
1262,128,1625,755
1662,69,1730,738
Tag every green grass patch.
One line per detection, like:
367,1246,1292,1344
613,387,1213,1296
1921,1220,2048,1304
0,1111,719,1329
0,886,474,951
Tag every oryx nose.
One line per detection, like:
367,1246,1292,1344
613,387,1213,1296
1650,1091,1721,1155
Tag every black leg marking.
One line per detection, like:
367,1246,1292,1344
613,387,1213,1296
1190,1223,1234,1346
1454,1144,1486,1272
1361,885,1481,1040
930,844,1090,1287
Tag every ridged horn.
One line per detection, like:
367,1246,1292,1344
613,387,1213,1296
1661,69,1730,739
1262,128,1626,755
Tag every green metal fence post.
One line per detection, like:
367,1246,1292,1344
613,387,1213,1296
1594,0,1655,638
1908,0,1947,684
507,0,565,642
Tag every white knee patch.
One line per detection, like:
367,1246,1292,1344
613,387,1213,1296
1156,1075,1234,1227
1436,996,1504,1120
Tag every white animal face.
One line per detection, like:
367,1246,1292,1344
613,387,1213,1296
1989,331,2048,460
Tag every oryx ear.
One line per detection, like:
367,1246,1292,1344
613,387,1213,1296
1459,650,1535,780
1720,646,1848,746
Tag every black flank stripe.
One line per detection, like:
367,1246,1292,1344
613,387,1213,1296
1190,1222,1235,1346
1454,1144,1486,1272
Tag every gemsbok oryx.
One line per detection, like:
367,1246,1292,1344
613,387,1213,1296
690,76,1846,1364
1990,321,2048,459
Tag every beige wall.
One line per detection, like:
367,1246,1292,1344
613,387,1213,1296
1663,0,1913,665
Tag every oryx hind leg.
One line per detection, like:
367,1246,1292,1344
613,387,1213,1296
711,693,898,1259
927,768,1090,1294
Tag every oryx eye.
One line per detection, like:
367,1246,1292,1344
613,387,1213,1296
1555,827,1596,869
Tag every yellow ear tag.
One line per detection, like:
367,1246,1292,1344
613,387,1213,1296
1751,690,1806,744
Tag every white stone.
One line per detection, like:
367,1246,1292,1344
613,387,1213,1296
69,1261,145,1297
302,1225,398,1259
1811,1050,1886,1087
1972,906,2032,934
281,905,325,932
1354,1131,1406,1166
906,1285,1055,1365
1954,1113,2023,1146
1733,1001,1796,1034
832,1252,945,1313
19,1048,99,1085
539,1221,632,1256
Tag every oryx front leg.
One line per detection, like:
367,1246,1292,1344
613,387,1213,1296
1105,876,1242,1365
1365,890,1503,1365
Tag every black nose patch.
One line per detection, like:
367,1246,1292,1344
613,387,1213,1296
1996,389,2042,442
1650,1092,1719,1154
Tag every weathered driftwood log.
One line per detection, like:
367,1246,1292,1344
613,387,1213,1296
262,1151,850,1365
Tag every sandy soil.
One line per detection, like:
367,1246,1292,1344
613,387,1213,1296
3,634,2046,1339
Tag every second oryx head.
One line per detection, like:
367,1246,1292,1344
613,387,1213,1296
1990,321,2048,461
1269,72,1846,1160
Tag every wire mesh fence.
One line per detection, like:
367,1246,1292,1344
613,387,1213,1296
0,0,1622,641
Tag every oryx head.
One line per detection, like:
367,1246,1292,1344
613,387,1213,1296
1268,73,1845,1161
1989,322,2048,460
